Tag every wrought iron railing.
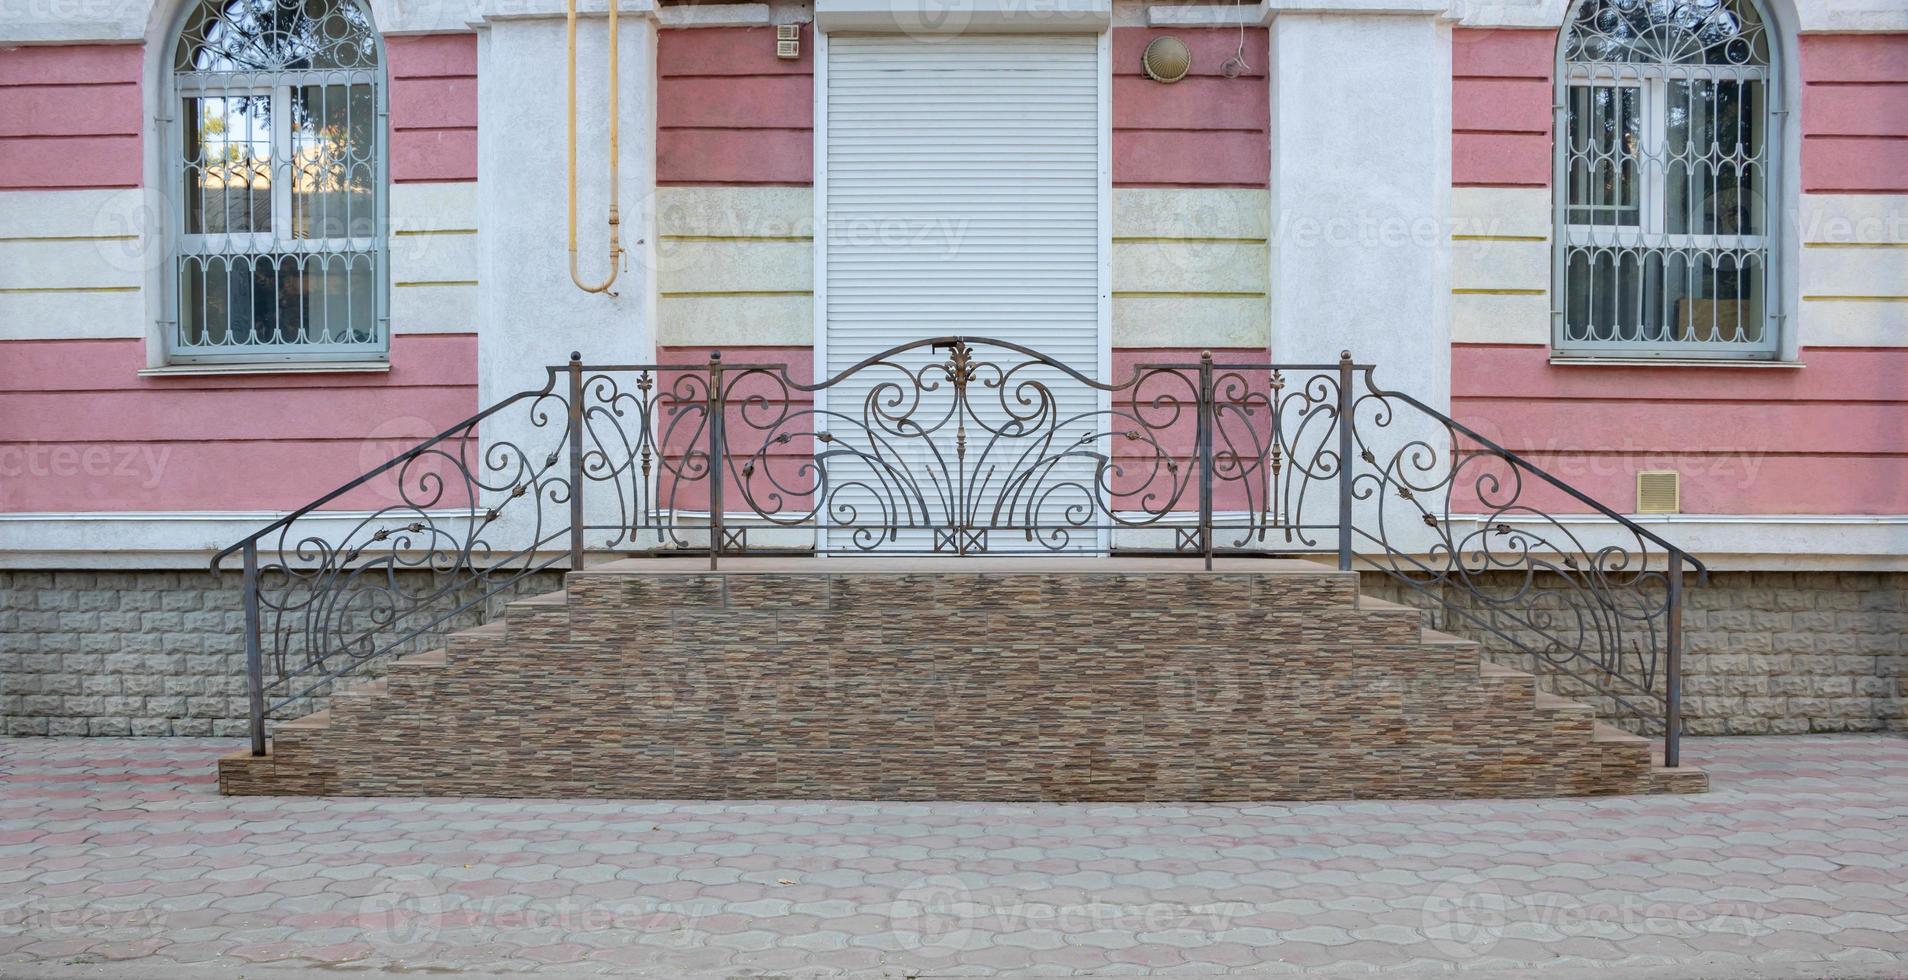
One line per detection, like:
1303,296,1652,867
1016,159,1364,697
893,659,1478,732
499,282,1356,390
213,337,1705,768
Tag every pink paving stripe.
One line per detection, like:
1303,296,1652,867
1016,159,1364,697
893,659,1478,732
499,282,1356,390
0,82,141,138
1452,400,1906,457
1800,33,1908,84
0,335,474,393
660,25,812,76
659,128,812,186
386,34,477,182
391,129,477,183
1453,77,1549,134
386,33,479,79
1115,130,1268,187
1452,28,1554,188
0,386,480,443
1442,454,1908,516
1803,137,1908,194
1454,132,1550,188
0,44,142,190
1450,343,1908,515
659,75,813,130
1802,83,1908,138
1113,76,1267,132
0,44,140,86
389,76,478,131
0,438,474,513
1800,34,1908,192
1452,27,1553,78
0,135,139,189
1111,28,1268,188
656,28,812,185
1454,343,1908,404
0,335,477,513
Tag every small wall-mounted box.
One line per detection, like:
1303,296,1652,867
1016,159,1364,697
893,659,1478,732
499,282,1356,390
776,24,800,60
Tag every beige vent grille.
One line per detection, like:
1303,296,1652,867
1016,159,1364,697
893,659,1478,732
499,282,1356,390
1636,471,1680,514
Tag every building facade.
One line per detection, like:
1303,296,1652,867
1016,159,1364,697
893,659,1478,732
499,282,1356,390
1,0,1905,737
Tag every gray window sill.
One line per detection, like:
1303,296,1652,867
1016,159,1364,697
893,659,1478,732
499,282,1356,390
139,361,392,378
1547,357,1804,370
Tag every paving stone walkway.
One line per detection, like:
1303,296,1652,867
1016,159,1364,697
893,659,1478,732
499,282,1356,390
1,735,1905,978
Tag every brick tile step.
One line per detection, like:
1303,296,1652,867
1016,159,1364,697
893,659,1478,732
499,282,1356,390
219,559,1708,801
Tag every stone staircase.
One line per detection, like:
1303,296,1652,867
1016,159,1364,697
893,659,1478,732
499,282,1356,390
220,557,1706,800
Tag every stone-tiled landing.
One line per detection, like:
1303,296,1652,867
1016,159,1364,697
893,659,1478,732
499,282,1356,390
220,558,1704,800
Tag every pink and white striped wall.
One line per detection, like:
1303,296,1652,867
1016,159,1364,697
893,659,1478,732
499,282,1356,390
2,20,1903,556
0,34,482,516
1447,28,1908,519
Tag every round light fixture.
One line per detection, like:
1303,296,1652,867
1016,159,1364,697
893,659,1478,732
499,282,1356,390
1142,36,1192,84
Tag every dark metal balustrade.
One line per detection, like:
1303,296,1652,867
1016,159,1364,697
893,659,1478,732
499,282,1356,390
213,337,1706,768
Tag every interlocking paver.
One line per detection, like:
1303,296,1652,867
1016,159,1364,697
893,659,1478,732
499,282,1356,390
1,736,1906,976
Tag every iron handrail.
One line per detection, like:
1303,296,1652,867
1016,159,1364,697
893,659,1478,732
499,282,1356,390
209,371,564,573
1365,382,1708,582
216,337,1700,769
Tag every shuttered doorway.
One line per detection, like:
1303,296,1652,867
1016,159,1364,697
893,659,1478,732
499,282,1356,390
816,32,1109,555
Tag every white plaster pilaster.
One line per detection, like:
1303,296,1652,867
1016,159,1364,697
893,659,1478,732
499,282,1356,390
1266,11,1453,548
1267,12,1451,401
473,5,658,547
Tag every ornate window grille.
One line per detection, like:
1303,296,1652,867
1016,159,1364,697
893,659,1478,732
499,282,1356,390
1555,0,1782,359
165,0,387,362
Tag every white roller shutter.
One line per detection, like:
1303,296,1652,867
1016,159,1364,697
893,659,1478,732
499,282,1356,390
818,33,1107,554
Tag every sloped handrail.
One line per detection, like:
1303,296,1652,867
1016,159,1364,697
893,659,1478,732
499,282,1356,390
215,337,1702,769
1343,375,1706,764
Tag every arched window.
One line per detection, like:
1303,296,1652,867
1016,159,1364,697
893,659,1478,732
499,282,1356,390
1556,0,1781,359
167,0,386,362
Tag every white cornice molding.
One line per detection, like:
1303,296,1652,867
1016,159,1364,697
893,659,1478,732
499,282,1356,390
8,0,1904,44
1146,4,1265,26
1264,0,1452,15
470,0,659,24
0,12,145,44
657,3,773,27
5,510,1907,570
1449,0,1908,31
814,0,1111,33
1445,514,1908,572
0,510,474,570
0,0,671,44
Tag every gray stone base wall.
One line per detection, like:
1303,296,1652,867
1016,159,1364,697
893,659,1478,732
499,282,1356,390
1361,570,1908,736
3,567,1903,739
1,569,564,738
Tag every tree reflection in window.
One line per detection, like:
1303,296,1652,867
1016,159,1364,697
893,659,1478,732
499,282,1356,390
1557,0,1778,357
171,0,383,358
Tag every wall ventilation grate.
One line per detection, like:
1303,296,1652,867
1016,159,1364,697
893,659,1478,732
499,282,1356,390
1637,471,1680,514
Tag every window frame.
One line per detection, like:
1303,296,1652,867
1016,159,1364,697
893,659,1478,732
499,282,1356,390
162,0,390,365
1551,0,1787,362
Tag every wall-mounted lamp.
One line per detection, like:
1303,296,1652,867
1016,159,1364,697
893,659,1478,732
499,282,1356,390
1142,36,1191,83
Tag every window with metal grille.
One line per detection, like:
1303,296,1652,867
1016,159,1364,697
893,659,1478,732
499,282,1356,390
1555,0,1781,360
166,0,387,363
